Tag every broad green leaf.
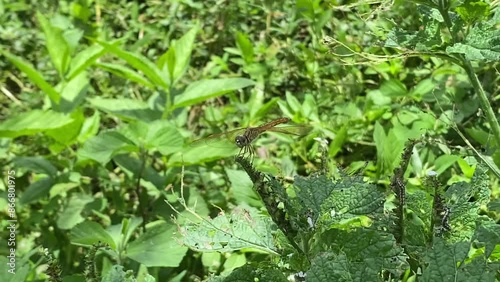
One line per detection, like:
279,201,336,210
169,145,238,165
296,0,314,20
57,193,94,230
180,206,278,254
433,154,460,175
12,156,58,176
114,155,167,190
37,12,71,77
19,177,54,205
77,111,100,143
126,221,188,267
119,121,184,156
96,40,168,88
455,1,490,24
164,47,176,85
67,43,107,80
226,168,261,207
95,62,155,89
77,131,137,165
0,50,60,104
168,23,199,83
380,79,408,97
421,239,497,282
70,221,117,249
446,43,500,61
474,219,500,258
172,78,255,109
286,92,302,114
236,32,254,64
87,97,162,122
59,71,89,113
0,110,74,138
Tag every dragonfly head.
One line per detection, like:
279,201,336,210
235,135,248,148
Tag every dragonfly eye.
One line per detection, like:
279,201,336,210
235,135,247,148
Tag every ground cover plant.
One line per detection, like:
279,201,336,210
0,0,499,281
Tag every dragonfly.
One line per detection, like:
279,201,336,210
191,117,312,159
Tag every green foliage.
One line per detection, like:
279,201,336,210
0,0,498,281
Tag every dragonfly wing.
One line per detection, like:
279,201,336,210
266,125,312,136
190,128,246,148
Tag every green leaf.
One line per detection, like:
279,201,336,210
96,40,168,88
49,182,80,198
77,111,100,143
164,47,176,85
171,145,239,165
309,230,408,280
12,156,58,175
286,92,302,114
67,43,107,80
226,168,261,207
119,121,184,156
126,221,188,267
95,62,155,89
446,43,500,61
87,97,162,122
45,110,83,145
296,0,314,20
59,71,89,113
223,265,288,282
101,265,135,282
433,154,460,175
236,32,254,64
70,221,117,249
455,1,490,24
474,219,500,258
77,131,137,165
180,206,278,254
421,238,498,282
114,155,167,190
57,193,94,230
37,12,71,77
380,79,408,98
167,23,199,83
0,110,74,138
172,78,255,109
0,50,60,104
19,177,54,205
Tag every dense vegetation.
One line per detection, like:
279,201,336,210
0,0,499,281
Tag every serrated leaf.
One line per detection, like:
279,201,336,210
446,43,500,61
223,265,288,282
180,206,278,254
126,221,188,267
172,78,255,109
